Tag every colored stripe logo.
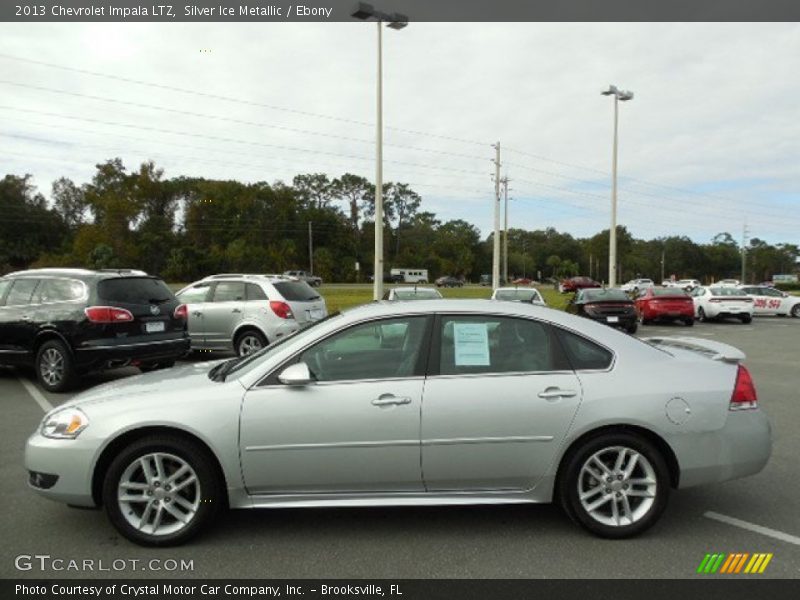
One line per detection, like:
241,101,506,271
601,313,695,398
697,553,773,574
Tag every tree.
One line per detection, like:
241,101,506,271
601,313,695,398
383,182,421,257
292,173,335,210
51,177,87,231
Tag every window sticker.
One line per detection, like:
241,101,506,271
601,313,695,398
453,322,490,366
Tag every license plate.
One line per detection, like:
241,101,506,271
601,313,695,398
606,316,619,323
309,309,324,320
145,321,165,333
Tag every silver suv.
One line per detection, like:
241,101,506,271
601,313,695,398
175,275,327,356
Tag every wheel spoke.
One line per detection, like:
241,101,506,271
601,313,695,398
164,502,190,524
626,488,655,498
627,477,655,486
120,481,149,491
172,475,197,493
139,457,155,485
119,493,150,503
138,500,155,530
591,456,612,476
613,448,627,472
150,503,165,533
154,454,166,480
611,496,620,525
623,453,640,478
620,495,633,524
167,464,190,485
584,493,613,512
579,486,604,502
174,495,196,512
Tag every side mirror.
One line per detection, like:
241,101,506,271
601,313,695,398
278,362,314,386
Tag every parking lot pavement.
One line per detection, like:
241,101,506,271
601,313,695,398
2,319,798,579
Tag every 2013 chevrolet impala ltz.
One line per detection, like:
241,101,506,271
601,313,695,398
25,300,771,546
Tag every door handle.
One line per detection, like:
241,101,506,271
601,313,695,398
21,315,32,322
371,395,412,406
538,388,577,399
193,311,203,316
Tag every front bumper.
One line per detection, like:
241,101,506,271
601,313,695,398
672,409,772,488
25,431,99,507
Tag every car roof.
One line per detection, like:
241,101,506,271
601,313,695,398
2,268,149,280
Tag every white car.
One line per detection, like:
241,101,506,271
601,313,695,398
176,274,328,356
382,287,443,301
717,279,741,288
738,285,800,317
667,279,702,291
690,286,754,323
620,279,654,293
491,287,546,305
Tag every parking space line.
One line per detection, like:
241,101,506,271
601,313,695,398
705,511,800,546
18,377,53,413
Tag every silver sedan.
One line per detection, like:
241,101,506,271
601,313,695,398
25,300,771,546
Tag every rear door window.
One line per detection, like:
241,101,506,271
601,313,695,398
97,277,175,305
246,283,268,301
0,280,11,306
554,328,613,370
274,280,319,302
5,279,39,306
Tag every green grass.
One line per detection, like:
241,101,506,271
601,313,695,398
167,281,574,313
318,284,572,313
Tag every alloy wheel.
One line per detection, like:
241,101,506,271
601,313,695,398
118,452,201,537
39,348,65,386
577,446,657,527
238,334,263,355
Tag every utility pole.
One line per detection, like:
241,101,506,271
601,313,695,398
741,223,750,283
308,221,314,274
660,248,665,284
522,238,527,278
501,176,511,283
492,142,501,289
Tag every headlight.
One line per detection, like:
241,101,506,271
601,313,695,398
41,407,89,439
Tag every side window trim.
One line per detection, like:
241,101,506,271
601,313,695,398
256,314,434,387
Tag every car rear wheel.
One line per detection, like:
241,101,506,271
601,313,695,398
684,318,694,327
139,361,176,373
102,435,222,547
35,340,78,393
697,307,708,322
235,329,267,356
626,323,638,334
559,433,670,538
740,315,752,324
791,304,800,318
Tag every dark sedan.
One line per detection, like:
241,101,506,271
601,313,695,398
435,276,464,288
566,288,638,333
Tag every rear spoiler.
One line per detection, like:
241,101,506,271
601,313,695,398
643,336,746,363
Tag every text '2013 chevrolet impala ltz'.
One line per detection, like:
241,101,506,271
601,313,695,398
25,300,771,546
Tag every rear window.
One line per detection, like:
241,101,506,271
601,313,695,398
709,288,747,296
652,288,688,297
495,289,539,302
582,289,629,302
273,281,319,302
394,289,441,300
98,277,175,305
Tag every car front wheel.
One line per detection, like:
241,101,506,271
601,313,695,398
559,433,670,538
102,435,222,546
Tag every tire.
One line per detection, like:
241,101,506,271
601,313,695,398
139,361,176,373
740,315,752,324
626,323,638,334
558,432,670,539
684,318,694,327
234,329,267,357
102,434,223,547
697,307,707,322
35,339,78,393
791,304,800,318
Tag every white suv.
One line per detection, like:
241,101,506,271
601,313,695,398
176,275,328,356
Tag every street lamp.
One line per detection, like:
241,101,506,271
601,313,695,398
601,84,633,288
351,3,408,300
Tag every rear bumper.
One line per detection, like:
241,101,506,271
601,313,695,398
74,336,190,370
673,409,772,489
585,313,637,328
644,307,694,320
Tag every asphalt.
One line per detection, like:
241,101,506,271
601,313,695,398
1,317,798,579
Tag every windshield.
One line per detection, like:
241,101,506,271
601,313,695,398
495,289,539,302
211,312,343,381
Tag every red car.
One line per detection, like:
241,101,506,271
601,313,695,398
511,277,536,286
559,276,601,293
635,287,695,326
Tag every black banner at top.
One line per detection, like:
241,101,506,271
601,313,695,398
2,0,800,22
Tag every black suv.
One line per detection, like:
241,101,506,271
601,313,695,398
0,269,190,392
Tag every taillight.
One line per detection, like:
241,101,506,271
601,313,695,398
270,300,294,319
84,306,134,323
173,304,188,319
730,364,758,411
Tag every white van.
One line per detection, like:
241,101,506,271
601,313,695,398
390,268,429,284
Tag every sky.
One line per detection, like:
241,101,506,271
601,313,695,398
1,22,798,246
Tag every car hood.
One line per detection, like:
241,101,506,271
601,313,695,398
61,360,228,410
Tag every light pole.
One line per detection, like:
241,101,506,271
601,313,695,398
351,3,408,300
601,84,633,288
